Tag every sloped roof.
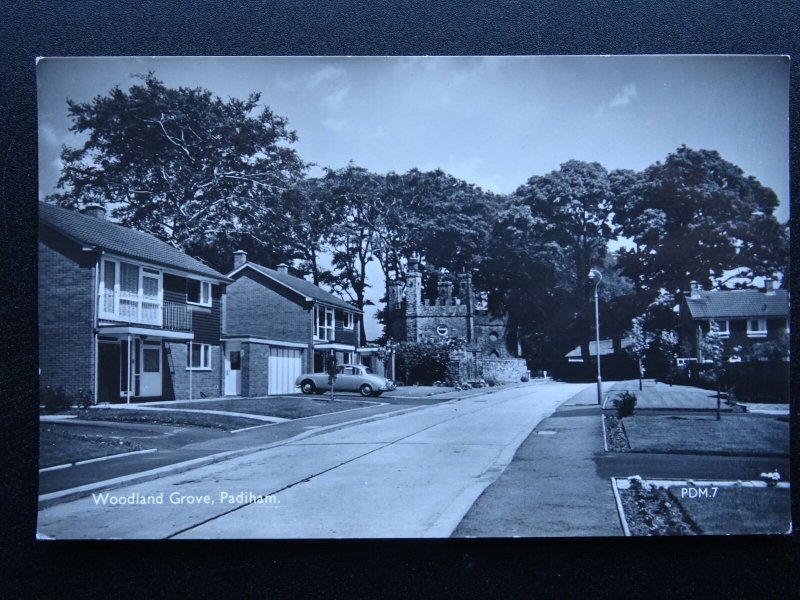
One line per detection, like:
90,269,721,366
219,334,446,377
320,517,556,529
565,338,633,358
234,261,361,313
683,289,789,319
39,202,228,281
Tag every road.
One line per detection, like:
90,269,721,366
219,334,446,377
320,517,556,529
37,381,588,539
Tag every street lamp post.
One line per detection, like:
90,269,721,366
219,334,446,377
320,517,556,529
589,269,603,406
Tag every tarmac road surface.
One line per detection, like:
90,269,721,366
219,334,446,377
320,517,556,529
37,382,588,539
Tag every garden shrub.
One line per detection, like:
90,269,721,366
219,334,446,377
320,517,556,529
42,385,71,413
614,391,637,419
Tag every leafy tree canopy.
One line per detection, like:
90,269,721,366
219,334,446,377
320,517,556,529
48,72,307,271
612,146,788,298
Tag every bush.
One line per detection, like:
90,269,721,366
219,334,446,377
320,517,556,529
614,391,637,419
42,386,71,413
485,376,497,387
76,388,93,409
521,373,530,382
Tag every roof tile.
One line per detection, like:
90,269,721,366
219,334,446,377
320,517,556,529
239,262,360,313
684,289,789,319
39,202,228,281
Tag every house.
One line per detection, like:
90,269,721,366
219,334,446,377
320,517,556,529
678,281,790,362
561,337,641,381
39,202,230,404
223,250,362,396
564,338,633,363
384,256,528,383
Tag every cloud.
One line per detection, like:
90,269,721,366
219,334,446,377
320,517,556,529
307,65,345,89
323,118,347,132
609,83,637,108
320,85,351,110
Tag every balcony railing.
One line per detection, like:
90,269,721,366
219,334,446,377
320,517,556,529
163,301,192,331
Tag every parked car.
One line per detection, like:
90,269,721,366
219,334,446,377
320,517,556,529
296,365,395,397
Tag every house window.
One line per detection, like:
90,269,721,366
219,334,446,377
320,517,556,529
187,343,211,370
714,320,730,338
343,311,354,330
341,351,353,365
747,319,767,338
436,325,449,336
315,306,335,341
99,258,163,326
187,279,212,306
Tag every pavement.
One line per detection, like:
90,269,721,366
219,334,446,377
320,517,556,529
37,381,586,539
38,381,537,503
454,379,790,538
454,385,624,537
39,377,788,539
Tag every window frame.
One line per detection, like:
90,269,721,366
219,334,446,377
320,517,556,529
714,319,730,338
98,257,163,326
186,342,212,370
187,279,212,307
343,311,354,330
314,305,335,341
747,318,768,338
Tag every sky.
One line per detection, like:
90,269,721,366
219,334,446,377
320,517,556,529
37,56,790,339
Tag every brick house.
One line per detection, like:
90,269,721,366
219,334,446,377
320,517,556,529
223,250,362,396
678,281,790,362
39,202,230,404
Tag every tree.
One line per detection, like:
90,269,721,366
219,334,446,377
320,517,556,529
48,73,307,271
627,316,648,390
612,146,788,301
657,329,679,386
514,160,616,363
278,178,337,286
318,164,388,342
699,320,726,421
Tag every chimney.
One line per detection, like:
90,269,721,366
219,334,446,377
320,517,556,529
233,250,247,269
80,203,106,220
689,281,701,299
277,263,289,274
764,278,776,295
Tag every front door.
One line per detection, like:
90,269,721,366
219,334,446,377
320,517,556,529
225,342,242,396
139,340,162,397
97,339,121,403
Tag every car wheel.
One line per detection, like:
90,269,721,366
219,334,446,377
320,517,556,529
300,380,316,394
359,384,373,397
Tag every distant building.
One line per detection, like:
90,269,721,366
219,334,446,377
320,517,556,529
224,251,362,396
384,256,528,383
678,281,789,362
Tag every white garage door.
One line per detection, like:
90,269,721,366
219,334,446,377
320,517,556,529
268,348,303,395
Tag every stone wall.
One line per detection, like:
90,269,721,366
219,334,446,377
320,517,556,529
449,356,529,384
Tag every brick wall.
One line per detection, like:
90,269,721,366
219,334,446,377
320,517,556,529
241,342,270,397
225,271,310,342
38,232,96,401
164,342,222,400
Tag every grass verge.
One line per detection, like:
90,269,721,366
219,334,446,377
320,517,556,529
156,397,377,419
71,409,263,431
622,414,788,455
40,424,145,468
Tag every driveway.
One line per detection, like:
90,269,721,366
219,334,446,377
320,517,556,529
37,381,588,539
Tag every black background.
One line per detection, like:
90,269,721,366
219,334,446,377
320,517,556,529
1,1,798,597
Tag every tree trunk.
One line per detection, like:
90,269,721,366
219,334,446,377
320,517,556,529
639,359,643,391
716,382,721,421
